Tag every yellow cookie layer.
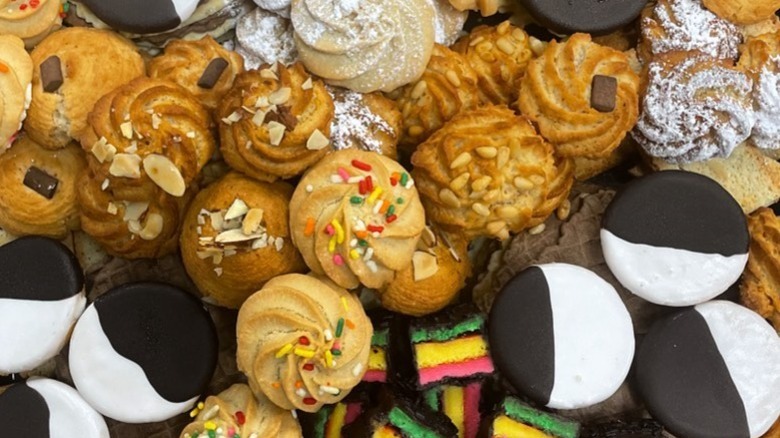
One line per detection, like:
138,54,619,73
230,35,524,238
373,425,402,438
369,346,387,370
443,386,465,437
492,415,552,438
414,335,488,368
325,402,347,438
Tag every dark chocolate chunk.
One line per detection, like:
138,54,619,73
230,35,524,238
591,75,618,113
23,166,59,199
197,58,229,89
40,56,63,93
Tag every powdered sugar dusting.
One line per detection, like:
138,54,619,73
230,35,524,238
253,0,291,17
235,7,298,70
643,0,741,60
328,87,394,153
633,55,755,164
751,57,780,150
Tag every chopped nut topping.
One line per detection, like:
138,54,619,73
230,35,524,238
225,198,249,221
109,153,142,179
268,87,292,105
119,122,134,139
139,213,164,240
106,202,118,215
306,129,330,150
301,77,313,90
412,251,439,281
260,68,278,80
268,121,286,146
221,111,242,125
91,137,116,163
242,208,264,235
122,201,149,222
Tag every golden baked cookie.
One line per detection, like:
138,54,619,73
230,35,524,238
219,63,334,182
329,87,402,160
376,228,471,316
639,0,741,62
518,33,639,160
391,44,480,149
0,34,33,152
180,384,302,438
452,21,534,106
764,417,780,438
446,0,511,16
634,51,754,163
236,273,372,412
289,149,426,290
411,105,557,240
80,77,215,200
180,172,306,309
0,0,63,48
703,0,780,24
25,28,145,150
528,154,575,228
739,31,780,150
291,0,435,92
148,36,245,113
0,135,85,238
741,208,780,331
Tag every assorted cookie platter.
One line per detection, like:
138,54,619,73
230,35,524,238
1,0,780,437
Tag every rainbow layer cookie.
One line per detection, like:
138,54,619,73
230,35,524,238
364,312,391,383
344,393,458,438
410,305,494,388
480,396,580,438
299,385,372,438
424,381,483,438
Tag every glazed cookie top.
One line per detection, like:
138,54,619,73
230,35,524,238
78,0,200,34
290,149,426,290
236,274,372,413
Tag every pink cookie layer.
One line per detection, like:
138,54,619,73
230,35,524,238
418,356,494,386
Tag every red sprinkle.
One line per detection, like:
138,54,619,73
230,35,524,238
367,224,384,233
303,397,317,405
235,411,246,425
359,179,367,195
351,159,372,171
30,0,40,7
390,177,398,187
303,363,315,371
333,341,341,351
19,4,27,10
366,176,374,192
299,336,310,346
386,214,398,223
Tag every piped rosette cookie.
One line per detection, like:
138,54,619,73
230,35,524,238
0,35,32,153
738,31,780,150
218,62,334,182
289,149,426,290
78,77,216,258
0,0,63,48
411,105,560,240
518,33,640,160
236,273,372,413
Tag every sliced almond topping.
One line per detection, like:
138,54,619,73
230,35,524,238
101,179,109,191
439,188,461,208
421,226,437,248
306,129,330,150
268,87,292,105
221,111,242,125
224,199,249,221
186,131,196,139
106,202,118,215
252,237,268,249
123,201,149,222
268,121,286,146
209,212,225,231
91,137,117,163
450,152,472,169
254,96,270,109
243,208,264,235
151,113,162,130
139,213,164,240
475,147,497,159
472,202,491,217
215,228,263,243
301,77,313,90
143,154,186,197
109,153,142,179
411,80,428,99
450,172,470,191
127,219,143,235
125,141,138,154
252,109,268,126
472,176,492,192
412,251,439,281
260,68,278,80
119,122,134,139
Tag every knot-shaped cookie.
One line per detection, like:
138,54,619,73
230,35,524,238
180,384,302,438
236,274,372,412
452,21,534,106
149,35,245,112
741,208,780,331
289,149,426,290
0,0,62,47
219,63,334,182
290,0,436,92
391,44,480,148
0,35,32,153
411,105,559,239
739,31,780,150
634,51,755,164
639,0,741,62
518,33,640,159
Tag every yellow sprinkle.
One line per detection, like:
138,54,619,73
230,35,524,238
295,348,316,358
204,421,217,431
331,219,345,244
188,409,198,418
328,236,336,253
197,402,204,409
325,350,334,368
341,296,350,311
367,187,383,205
275,344,293,358
349,249,360,260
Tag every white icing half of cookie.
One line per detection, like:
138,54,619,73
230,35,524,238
171,0,200,22
542,264,635,409
0,294,85,374
601,229,748,306
27,378,110,438
696,301,780,438
69,306,197,423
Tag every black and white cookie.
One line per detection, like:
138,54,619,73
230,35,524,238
78,0,200,34
68,283,218,423
489,263,635,409
636,301,780,438
517,0,648,35
0,378,109,437
0,236,85,374
601,171,749,306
